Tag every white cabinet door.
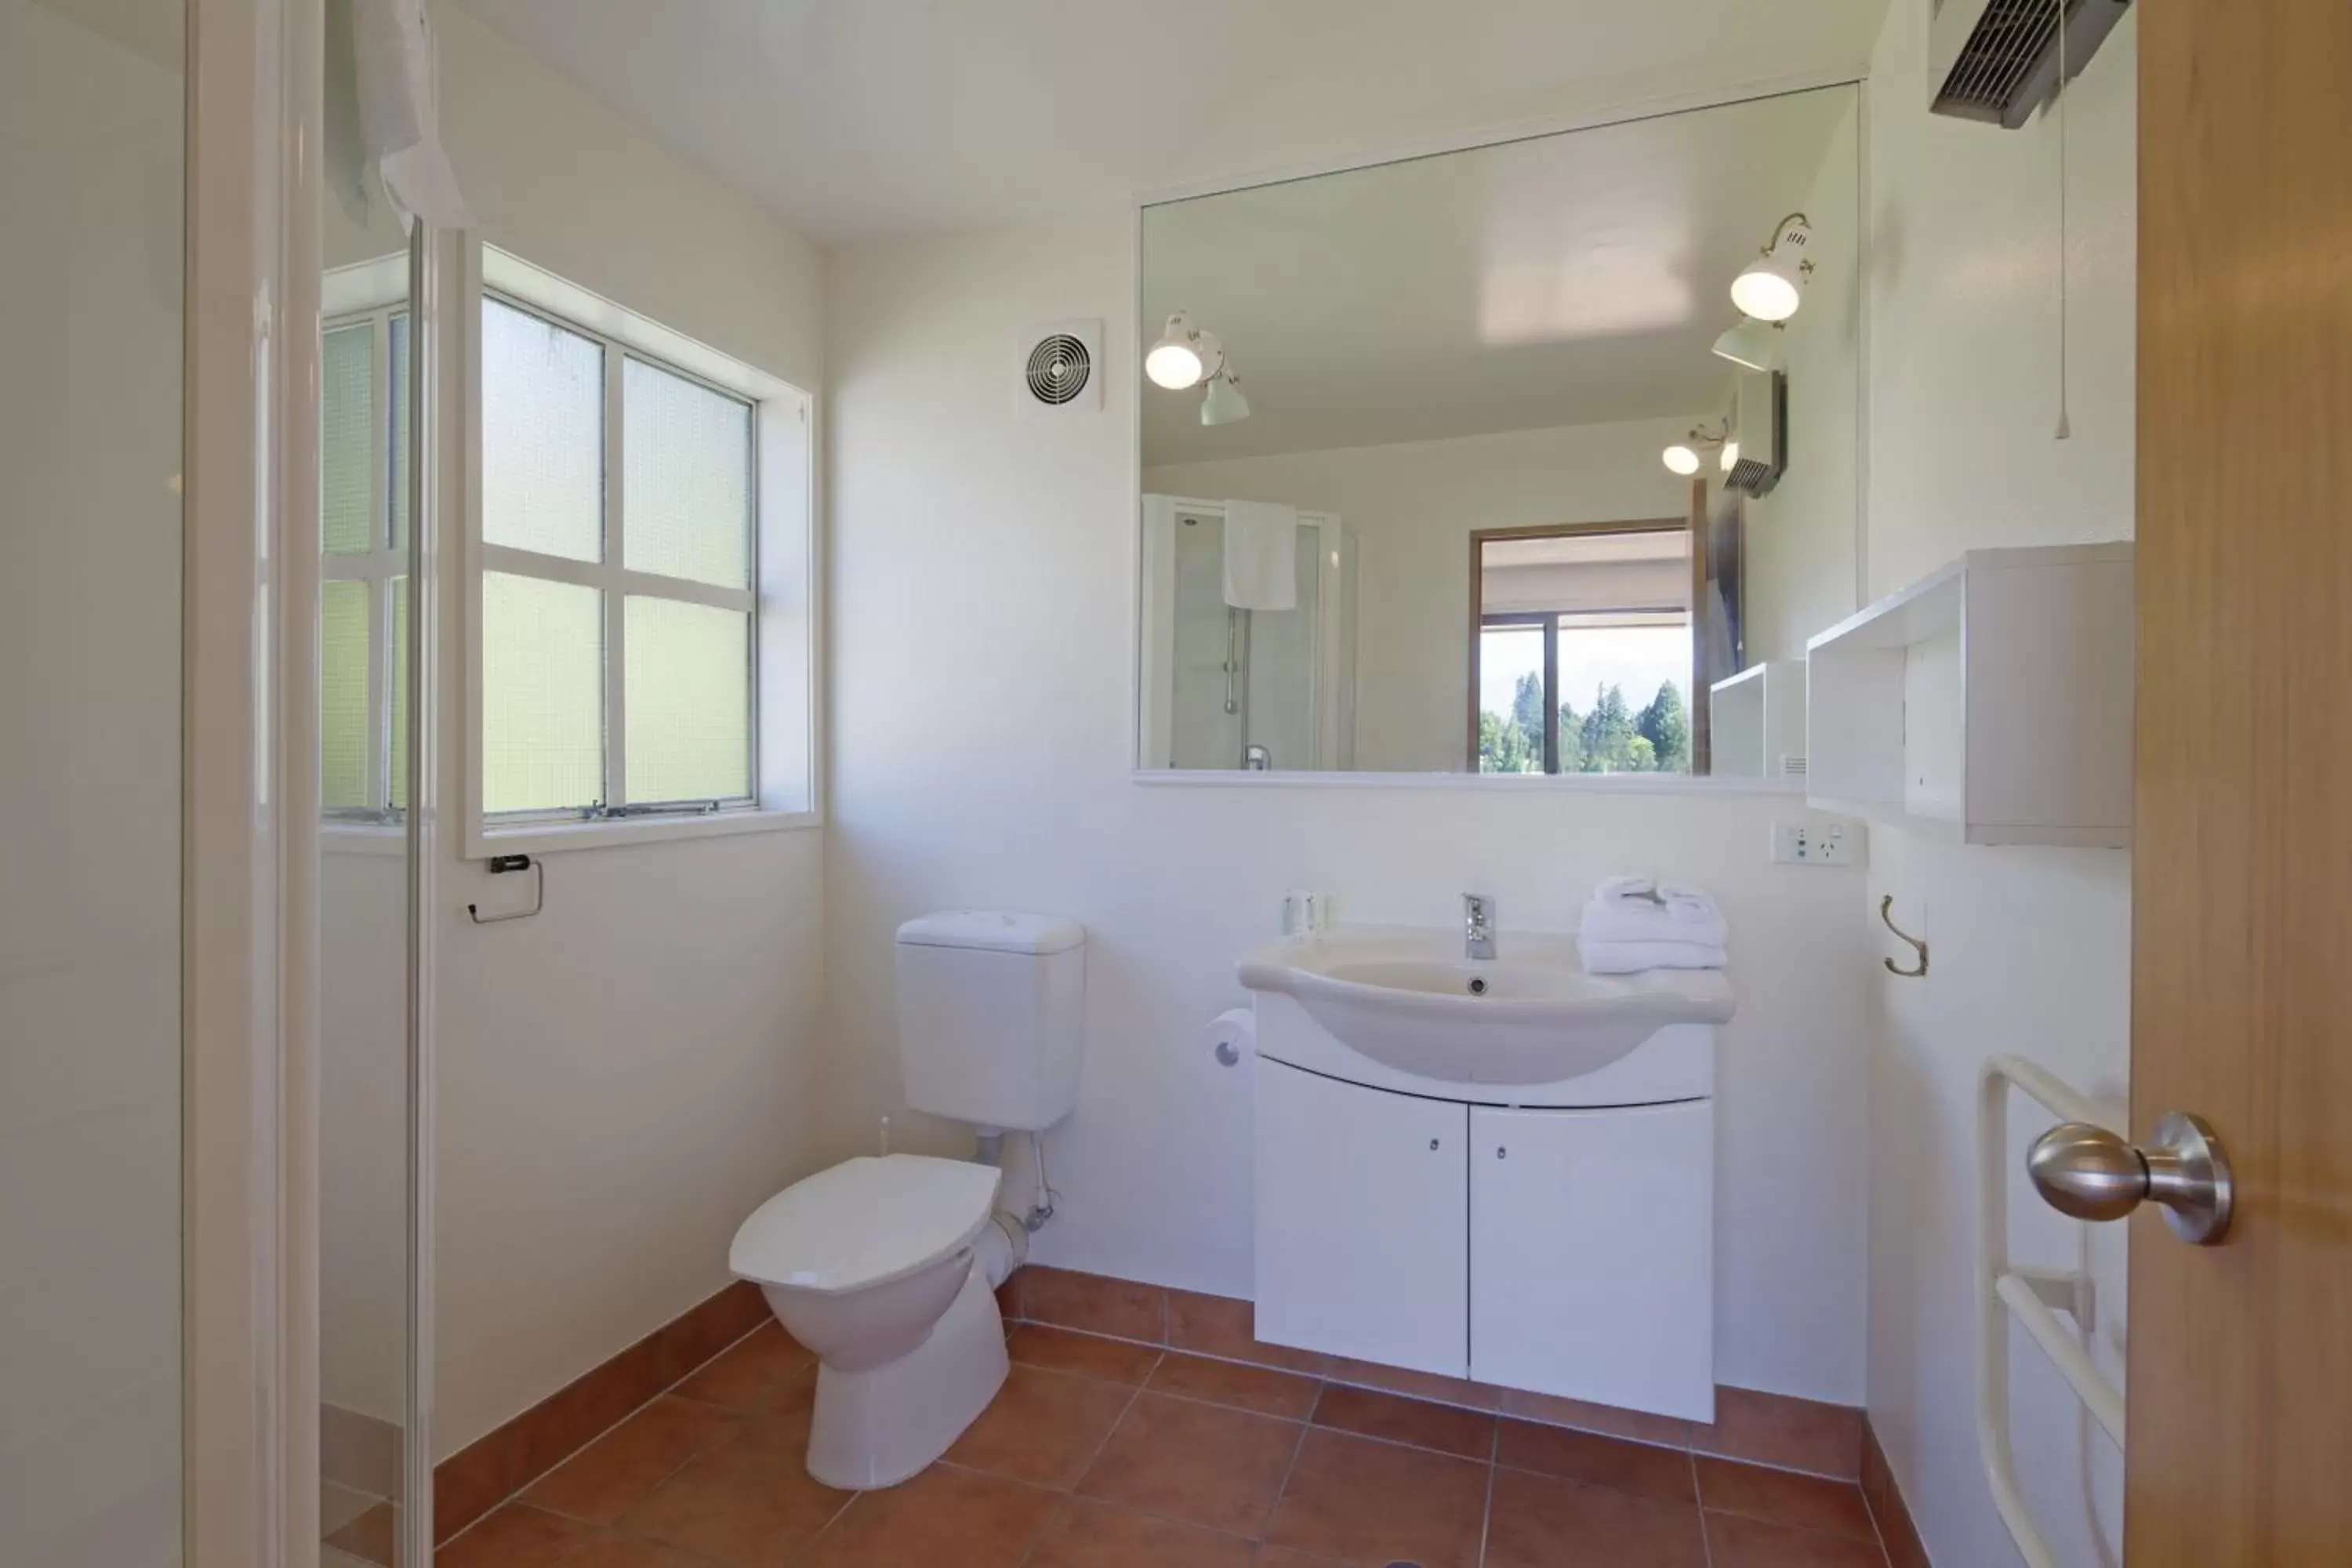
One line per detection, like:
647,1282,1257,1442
1254,1059,1468,1377
1469,1099,1714,1421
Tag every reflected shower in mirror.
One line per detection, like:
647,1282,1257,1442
1136,85,1861,777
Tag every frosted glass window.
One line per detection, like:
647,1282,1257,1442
321,324,375,555
321,580,372,808
623,358,753,589
390,312,411,548
481,572,605,813
625,597,751,803
481,297,604,562
390,576,411,811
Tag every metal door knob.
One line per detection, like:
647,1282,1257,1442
2027,1112,2234,1245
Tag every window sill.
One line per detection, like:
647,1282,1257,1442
467,806,821,858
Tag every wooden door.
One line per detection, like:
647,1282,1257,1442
2131,2,2352,1560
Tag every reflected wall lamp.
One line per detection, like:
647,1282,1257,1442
1711,316,1786,372
1662,421,1729,477
1147,310,1252,425
1730,212,1814,322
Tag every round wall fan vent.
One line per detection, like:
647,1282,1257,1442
1025,333,1092,406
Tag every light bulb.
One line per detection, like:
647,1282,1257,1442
1146,313,1210,390
1730,259,1803,321
1662,444,1701,477
1720,440,1740,473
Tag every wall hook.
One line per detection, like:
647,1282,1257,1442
1879,895,1928,978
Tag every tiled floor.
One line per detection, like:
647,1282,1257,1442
407,1320,1893,1566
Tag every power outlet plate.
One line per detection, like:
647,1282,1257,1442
1773,818,1862,866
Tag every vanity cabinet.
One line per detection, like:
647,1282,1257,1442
1468,1102,1713,1420
1254,1060,1468,1377
1252,1058,1715,1419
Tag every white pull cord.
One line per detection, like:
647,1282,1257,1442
2053,0,2072,441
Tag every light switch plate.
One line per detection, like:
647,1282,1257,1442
1773,818,1863,866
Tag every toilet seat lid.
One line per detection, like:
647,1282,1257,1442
730,1154,1000,1295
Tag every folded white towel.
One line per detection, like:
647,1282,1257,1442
1221,500,1298,611
1577,936,1729,975
1581,879,1727,946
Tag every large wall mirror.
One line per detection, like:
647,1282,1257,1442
1135,85,1861,779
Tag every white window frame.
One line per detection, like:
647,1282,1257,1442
463,245,818,855
321,256,414,842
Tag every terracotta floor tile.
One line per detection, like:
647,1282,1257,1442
945,1366,1137,1488
1148,1353,1322,1420
1325,1356,1499,1411
1496,1417,1697,1503
804,1464,1060,1568
1007,1323,1164,1385
523,1396,739,1525
1483,1467,1708,1568
324,1501,400,1566
1025,1497,1258,1568
1494,1384,1694,1449
672,1323,815,1414
434,1503,593,1568
1697,1458,1878,1541
1261,1428,1489,1568
1020,1266,1167,1342
547,1536,715,1568
613,1436,852,1568
1693,1388,1864,1480
1076,1392,1305,1538
1311,1383,1495,1460
1704,1512,1890,1567
1253,1550,1342,1566
1167,1290,1331,1375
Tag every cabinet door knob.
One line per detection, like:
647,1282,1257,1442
1496,1147,1508,1160
1428,1138,1440,1151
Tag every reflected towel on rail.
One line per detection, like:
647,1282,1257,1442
1221,500,1298,611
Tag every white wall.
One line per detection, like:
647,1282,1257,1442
319,0,833,1457
1743,89,1863,666
826,216,1875,1407
1860,5,2138,1564
1145,419,1704,771
0,3,183,1562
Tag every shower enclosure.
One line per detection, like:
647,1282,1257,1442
4,1,439,1561
1138,495,1357,771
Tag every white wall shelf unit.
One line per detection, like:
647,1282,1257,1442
1804,544,2133,847
1708,661,1807,779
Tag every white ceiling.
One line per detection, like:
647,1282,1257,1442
450,0,1886,246
1142,85,1857,465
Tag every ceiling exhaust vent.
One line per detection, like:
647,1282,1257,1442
1929,0,2129,129
1016,318,1103,416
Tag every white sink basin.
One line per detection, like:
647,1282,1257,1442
1237,927,1733,1085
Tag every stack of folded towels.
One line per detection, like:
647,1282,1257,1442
1577,877,1728,974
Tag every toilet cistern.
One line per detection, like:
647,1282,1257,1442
1465,893,1497,960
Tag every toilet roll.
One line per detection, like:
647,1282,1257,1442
1202,1007,1255,1069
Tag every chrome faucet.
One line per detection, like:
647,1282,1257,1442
1464,893,1497,960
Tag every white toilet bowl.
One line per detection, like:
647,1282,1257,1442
730,1153,1009,1489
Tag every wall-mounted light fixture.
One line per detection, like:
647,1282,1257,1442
1730,213,1814,322
1711,317,1786,372
1147,310,1251,425
1146,310,1221,390
1662,421,1729,477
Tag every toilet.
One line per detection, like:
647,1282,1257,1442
728,910,1086,1489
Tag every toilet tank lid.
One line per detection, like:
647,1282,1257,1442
897,909,1085,955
